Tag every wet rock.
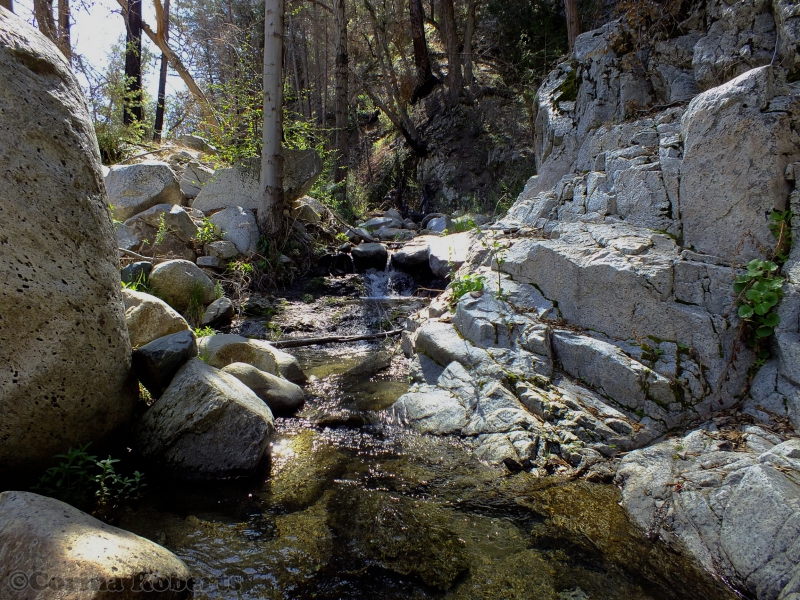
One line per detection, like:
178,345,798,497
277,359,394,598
618,431,800,600
351,242,388,271
201,297,235,327
148,259,216,312
198,333,306,382
135,358,274,477
0,11,137,475
342,350,392,378
208,206,259,256
122,289,191,348
221,362,304,415
132,330,198,399
180,160,214,198
391,238,431,269
106,161,182,221
0,491,192,599
121,261,153,285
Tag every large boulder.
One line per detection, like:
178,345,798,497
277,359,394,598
148,259,216,312
135,358,275,477
192,150,323,212
105,161,182,221
428,232,472,278
0,10,137,476
121,204,198,261
221,362,305,415
208,206,259,256
198,333,306,383
680,67,799,262
0,491,192,599
122,288,191,348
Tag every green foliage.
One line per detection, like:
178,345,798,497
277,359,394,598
302,293,315,304
735,259,784,342
485,0,569,84
154,213,168,247
554,68,578,104
214,280,224,300
445,219,476,235
33,444,145,514
120,269,154,295
194,217,223,246
449,273,487,309
194,326,216,337
185,282,208,325
95,120,146,165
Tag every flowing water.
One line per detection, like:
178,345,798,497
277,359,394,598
118,267,737,600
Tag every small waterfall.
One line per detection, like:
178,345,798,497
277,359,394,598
362,265,417,299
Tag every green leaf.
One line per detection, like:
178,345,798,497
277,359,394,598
763,261,778,272
738,305,755,319
761,313,780,327
755,326,774,338
754,303,772,315
762,291,779,305
746,288,763,302
734,282,748,293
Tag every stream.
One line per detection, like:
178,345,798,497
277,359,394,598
117,266,737,600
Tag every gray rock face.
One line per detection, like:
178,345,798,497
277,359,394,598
180,163,214,198
0,11,137,475
680,67,797,262
0,491,192,599
122,289,191,348
617,430,800,600
177,133,215,153
351,242,388,271
201,297,235,326
121,203,199,261
221,362,305,415
106,161,182,221
191,150,322,212
135,358,275,478
148,259,216,312
132,330,198,398
391,238,431,270
197,255,225,270
209,206,259,256
198,333,306,383
124,204,199,243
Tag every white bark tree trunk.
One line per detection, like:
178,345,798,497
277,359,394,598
259,0,286,238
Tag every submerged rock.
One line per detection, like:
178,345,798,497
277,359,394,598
0,10,137,476
135,358,274,477
0,491,192,599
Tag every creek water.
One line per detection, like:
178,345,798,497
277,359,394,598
117,267,736,600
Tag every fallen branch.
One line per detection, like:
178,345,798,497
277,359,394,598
270,329,402,348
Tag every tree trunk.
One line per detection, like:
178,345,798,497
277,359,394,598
0,0,13,13
462,0,478,87
565,0,580,52
123,0,143,125
440,0,461,106
259,0,286,238
115,0,220,131
56,0,70,61
409,0,437,103
153,0,170,142
33,0,56,42
333,0,348,196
